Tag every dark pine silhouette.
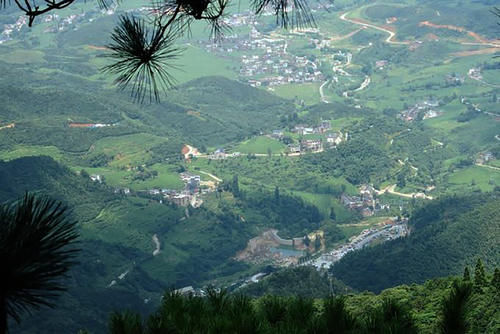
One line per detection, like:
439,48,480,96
0,194,79,334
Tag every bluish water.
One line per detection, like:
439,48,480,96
270,247,304,257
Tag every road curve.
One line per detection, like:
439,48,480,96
340,11,500,49
340,12,409,45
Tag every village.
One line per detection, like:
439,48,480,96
399,99,442,122
202,24,326,87
196,120,348,160
89,170,218,209
340,184,391,218
309,219,409,270
275,120,346,154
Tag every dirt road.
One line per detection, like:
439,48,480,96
319,80,330,103
340,12,409,45
199,170,222,182
476,163,500,172
341,12,500,49
375,184,433,200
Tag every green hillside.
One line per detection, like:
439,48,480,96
331,191,500,293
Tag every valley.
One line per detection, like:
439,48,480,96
0,0,499,332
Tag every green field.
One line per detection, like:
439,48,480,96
448,166,499,192
234,136,287,154
0,145,63,161
272,83,322,105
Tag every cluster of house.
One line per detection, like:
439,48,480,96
476,151,495,165
157,172,206,207
375,60,389,70
105,171,213,207
42,13,88,33
241,37,324,87
287,133,344,154
270,121,346,154
399,99,441,122
468,68,482,80
202,25,324,87
0,16,27,44
221,12,255,27
291,120,332,135
340,184,390,217
1,3,121,41
207,148,241,160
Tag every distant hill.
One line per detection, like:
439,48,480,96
0,62,292,151
142,76,293,146
331,191,500,292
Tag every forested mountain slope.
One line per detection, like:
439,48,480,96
0,156,246,333
1,156,337,333
331,191,500,292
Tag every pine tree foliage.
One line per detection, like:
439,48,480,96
463,267,471,281
0,194,79,334
474,259,487,290
438,280,472,334
492,268,500,290
106,290,423,334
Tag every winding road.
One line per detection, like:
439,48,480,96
340,12,409,45
340,11,500,49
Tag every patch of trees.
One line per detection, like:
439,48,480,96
241,267,350,298
303,138,391,184
244,189,323,238
457,106,481,123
